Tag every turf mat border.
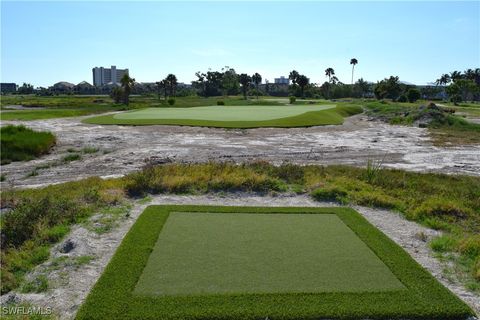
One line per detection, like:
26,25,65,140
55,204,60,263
76,205,474,320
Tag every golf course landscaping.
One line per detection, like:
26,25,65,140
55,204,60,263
76,205,473,320
84,104,362,128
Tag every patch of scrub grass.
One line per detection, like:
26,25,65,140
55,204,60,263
82,146,99,154
1,174,6,182
430,235,458,253
84,203,132,234
364,100,480,146
63,153,81,162
25,169,39,178
20,274,49,293
0,125,56,165
124,162,287,196
137,195,153,204
76,205,474,320
49,255,95,271
1,162,479,294
0,177,125,294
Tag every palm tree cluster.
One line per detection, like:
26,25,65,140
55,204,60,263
434,69,480,104
436,69,480,86
288,70,310,98
155,74,178,101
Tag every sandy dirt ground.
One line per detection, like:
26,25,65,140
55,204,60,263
1,194,478,319
1,114,479,189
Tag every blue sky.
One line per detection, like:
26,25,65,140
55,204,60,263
1,1,479,87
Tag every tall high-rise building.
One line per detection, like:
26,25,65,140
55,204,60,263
92,66,129,86
274,76,289,85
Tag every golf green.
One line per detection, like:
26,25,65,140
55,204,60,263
83,104,363,128
114,105,334,121
134,212,404,296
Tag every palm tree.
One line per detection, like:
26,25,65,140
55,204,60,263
350,58,358,84
355,78,370,98
325,68,335,82
435,74,451,87
297,75,309,98
120,73,135,105
289,70,300,85
251,73,262,99
238,73,251,100
166,74,178,97
155,81,163,101
450,71,463,82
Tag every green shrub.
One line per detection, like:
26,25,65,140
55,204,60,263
167,97,176,106
0,125,56,164
289,96,296,104
217,100,225,105
1,196,84,248
406,88,421,103
397,94,407,103
450,94,462,104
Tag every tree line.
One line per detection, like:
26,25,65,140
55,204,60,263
9,62,480,105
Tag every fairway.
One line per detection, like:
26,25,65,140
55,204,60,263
115,105,334,121
77,206,473,320
84,104,362,128
134,212,404,295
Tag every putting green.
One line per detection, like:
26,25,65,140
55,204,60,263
83,103,363,128
134,212,404,296
114,105,335,121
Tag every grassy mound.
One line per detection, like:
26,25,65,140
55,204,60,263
0,125,56,164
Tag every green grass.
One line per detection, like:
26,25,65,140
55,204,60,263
0,125,56,164
77,205,473,320
0,95,284,121
1,163,478,296
84,104,362,127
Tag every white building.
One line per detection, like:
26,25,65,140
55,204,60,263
92,66,129,86
274,76,289,85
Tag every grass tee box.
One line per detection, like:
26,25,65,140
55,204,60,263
77,206,473,320
83,104,362,128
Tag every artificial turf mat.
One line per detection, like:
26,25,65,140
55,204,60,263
134,212,404,296
76,206,474,320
